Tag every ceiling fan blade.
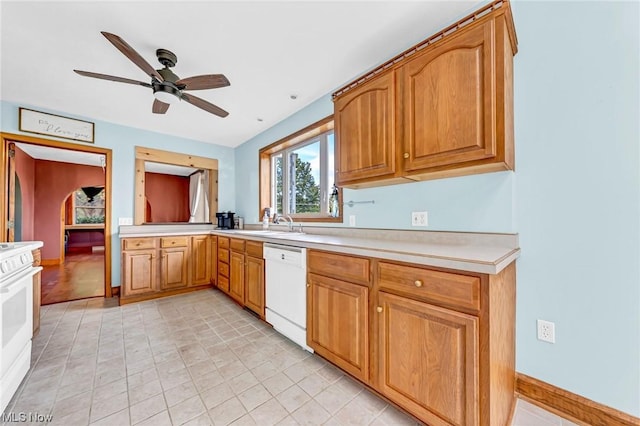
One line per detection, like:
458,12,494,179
181,93,229,118
74,70,152,87
152,99,170,114
101,31,163,82
176,74,230,91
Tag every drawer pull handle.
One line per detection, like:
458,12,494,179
376,306,383,313
414,280,423,288
403,152,409,159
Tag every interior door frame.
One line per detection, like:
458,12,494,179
1,132,113,297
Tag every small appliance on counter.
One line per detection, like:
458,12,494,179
216,211,235,229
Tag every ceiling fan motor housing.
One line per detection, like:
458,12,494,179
156,48,177,68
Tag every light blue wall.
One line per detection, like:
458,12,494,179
512,0,639,416
234,1,640,416
1,100,236,287
235,94,516,232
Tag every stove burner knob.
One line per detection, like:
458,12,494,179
0,262,7,273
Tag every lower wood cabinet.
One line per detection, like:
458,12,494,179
306,249,516,426
120,235,214,304
32,248,42,336
229,250,245,304
190,235,211,286
217,237,230,294
159,247,188,290
307,272,369,382
245,249,265,318
377,291,478,426
122,249,156,295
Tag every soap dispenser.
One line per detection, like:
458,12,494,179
329,184,339,218
262,207,271,229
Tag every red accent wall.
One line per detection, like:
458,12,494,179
145,172,190,223
14,146,36,240
34,160,105,260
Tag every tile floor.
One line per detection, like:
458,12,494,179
3,290,576,426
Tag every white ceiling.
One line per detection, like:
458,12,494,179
1,1,484,148
15,142,105,167
15,142,196,176
145,161,197,176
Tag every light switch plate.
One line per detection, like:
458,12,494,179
349,215,356,227
119,217,133,226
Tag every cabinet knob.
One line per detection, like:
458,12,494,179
403,152,409,159
376,306,383,313
414,280,423,288
307,284,310,288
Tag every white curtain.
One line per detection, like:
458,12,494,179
188,170,209,223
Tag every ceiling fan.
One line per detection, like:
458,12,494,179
74,32,229,117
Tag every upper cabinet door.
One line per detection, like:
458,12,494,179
334,71,396,184
402,21,496,172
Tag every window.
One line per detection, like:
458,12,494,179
73,187,105,224
259,116,340,222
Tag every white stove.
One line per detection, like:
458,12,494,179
0,241,43,415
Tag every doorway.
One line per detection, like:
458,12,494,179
1,132,113,302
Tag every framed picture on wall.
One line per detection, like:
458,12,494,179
19,107,95,143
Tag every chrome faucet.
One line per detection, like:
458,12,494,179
276,215,294,231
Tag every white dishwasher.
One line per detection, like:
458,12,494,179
263,243,313,352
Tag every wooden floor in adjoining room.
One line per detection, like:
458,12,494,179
41,251,105,305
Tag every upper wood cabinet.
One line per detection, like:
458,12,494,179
402,23,496,172
333,2,517,188
334,71,396,184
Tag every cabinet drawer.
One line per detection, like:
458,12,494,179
230,238,245,252
123,238,156,250
308,250,370,285
218,248,229,263
246,241,263,258
160,237,188,248
218,275,229,293
378,262,480,311
218,237,230,249
218,261,229,278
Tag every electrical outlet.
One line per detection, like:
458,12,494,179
537,319,556,343
411,211,428,227
118,217,133,226
349,215,356,227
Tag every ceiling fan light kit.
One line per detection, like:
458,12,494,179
74,32,230,118
153,84,181,104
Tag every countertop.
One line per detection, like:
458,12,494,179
119,224,519,275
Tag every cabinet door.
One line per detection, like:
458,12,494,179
334,71,396,184
308,273,369,382
377,291,478,426
122,250,156,296
402,22,496,172
229,251,245,304
245,256,265,318
160,247,189,290
190,235,211,286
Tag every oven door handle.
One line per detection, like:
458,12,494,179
0,266,42,294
